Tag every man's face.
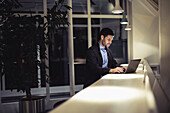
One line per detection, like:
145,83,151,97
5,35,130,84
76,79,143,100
101,35,113,48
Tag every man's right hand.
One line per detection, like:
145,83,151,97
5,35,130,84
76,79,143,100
109,67,124,73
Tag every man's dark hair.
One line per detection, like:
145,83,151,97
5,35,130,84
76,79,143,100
98,28,114,41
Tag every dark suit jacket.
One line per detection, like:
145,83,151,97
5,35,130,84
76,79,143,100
84,43,118,87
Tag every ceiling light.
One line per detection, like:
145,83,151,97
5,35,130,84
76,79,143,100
120,12,128,24
125,24,132,30
112,0,124,14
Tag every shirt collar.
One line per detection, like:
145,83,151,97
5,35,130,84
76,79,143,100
99,42,106,51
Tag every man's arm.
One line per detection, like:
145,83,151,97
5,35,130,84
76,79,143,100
107,48,125,73
86,48,110,76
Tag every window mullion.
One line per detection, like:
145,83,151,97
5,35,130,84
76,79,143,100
87,0,92,48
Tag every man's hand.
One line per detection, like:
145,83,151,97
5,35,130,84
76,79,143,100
109,67,125,73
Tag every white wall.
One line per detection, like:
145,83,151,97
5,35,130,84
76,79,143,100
159,0,170,99
131,0,159,65
131,0,170,99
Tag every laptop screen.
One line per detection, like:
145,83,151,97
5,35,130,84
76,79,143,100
125,59,141,73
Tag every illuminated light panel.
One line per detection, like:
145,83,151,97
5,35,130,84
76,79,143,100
125,24,132,30
137,68,143,70
73,86,145,103
120,64,143,67
102,74,144,80
120,64,129,67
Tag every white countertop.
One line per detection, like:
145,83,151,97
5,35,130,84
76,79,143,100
49,68,158,113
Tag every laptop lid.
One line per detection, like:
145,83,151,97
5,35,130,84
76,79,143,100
125,59,141,73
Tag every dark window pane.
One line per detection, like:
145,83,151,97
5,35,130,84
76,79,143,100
49,28,69,86
72,0,87,14
91,18,100,25
73,18,87,25
73,27,88,59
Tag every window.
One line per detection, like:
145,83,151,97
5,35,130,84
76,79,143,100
72,0,128,86
49,28,69,86
1,0,128,101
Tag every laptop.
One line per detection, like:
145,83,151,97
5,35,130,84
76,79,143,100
119,59,141,74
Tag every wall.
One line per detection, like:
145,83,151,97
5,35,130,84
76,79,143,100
131,0,170,99
131,0,159,65
159,0,170,99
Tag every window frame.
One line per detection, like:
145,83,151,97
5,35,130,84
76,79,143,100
0,0,127,103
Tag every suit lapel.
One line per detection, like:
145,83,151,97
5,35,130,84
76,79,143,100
97,43,103,67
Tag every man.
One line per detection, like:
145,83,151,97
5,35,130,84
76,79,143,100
85,28,125,87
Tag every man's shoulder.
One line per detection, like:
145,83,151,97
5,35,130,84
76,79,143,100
88,44,99,52
88,44,98,50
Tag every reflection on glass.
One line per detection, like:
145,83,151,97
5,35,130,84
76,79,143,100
72,0,87,14
73,27,88,85
12,0,43,13
11,0,70,14
92,27,100,45
91,0,114,14
73,27,88,59
73,18,88,85
90,0,126,15
73,18,87,25
49,28,69,86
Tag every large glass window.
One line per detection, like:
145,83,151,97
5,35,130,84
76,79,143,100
0,0,71,100
73,18,88,59
1,15,45,90
72,0,87,14
72,0,128,87
12,0,44,13
49,28,69,86
90,0,125,15
73,18,88,85
1,0,128,100
91,0,115,14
